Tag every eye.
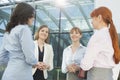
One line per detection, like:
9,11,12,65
41,30,44,32
46,31,48,33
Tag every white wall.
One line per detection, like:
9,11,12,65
95,0,120,80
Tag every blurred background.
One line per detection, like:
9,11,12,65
0,0,120,80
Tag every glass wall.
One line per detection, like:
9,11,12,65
0,0,94,80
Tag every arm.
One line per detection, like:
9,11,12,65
61,49,68,73
20,26,37,66
0,47,9,65
47,45,54,71
80,38,101,70
0,33,9,65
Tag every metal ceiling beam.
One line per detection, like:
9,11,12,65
60,9,75,27
37,5,59,27
0,20,3,25
0,28,5,34
0,10,10,21
35,5,46,25
0,10,9,33
36,14,46,25
0,0,51,9
74,3,93,30
2,19,7,27
90,0,94,2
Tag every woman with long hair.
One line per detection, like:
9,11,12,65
0,2,40,80
80,7,120,80
33,25,54,80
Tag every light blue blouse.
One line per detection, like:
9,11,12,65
0,24,37,80
61,44,86,73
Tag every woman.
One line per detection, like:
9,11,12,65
33,25,54,80
61,27,86,80
0,2,40,80
80,7,120,80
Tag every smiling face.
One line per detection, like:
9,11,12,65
70,27,82,42
38,27,49,41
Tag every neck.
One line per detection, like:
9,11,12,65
37,39,44,45
97,22,108,30
72,41,80,48
71,41,80,54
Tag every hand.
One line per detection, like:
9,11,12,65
34,62,42,69
72,64,80,72
38,62,46,70
67,64,76,73
37,62,50,70
78,68,85,78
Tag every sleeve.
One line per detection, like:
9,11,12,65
0,33,9,65
48,45,54,71
61,49,68,73
82,47,86,57
80,37,102,70
20,27,37,66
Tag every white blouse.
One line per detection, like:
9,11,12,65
61,44,86,73
80,27,116,70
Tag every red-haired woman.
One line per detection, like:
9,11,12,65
80,7,120,80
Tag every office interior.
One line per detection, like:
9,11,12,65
0,0,120,80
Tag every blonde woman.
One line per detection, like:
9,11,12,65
32,25,54,80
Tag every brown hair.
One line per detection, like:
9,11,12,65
34,25,49,43
91,7,120,64
70,27,82,35
6,2,34,33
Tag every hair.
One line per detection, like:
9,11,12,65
70,27,82,35
6,2,34,33
34,25,49,43
91,6,120,64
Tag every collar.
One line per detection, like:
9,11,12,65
67,43,84,50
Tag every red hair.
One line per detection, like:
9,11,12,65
91,7,120,64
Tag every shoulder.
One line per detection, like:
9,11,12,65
81,45,86,49
17,25,30,32
62,46,71,56
15,24,29,29
11,25,30,35
44,43,53,49
93,28,108,40
63,45,71,52
34,40,37,44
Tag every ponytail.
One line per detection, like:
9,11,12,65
90,6,120,64
109,21,120,64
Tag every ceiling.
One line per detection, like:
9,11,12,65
0,0,94,34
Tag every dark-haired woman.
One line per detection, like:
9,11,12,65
0,2,40,80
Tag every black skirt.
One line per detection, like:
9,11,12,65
33,69,46,80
